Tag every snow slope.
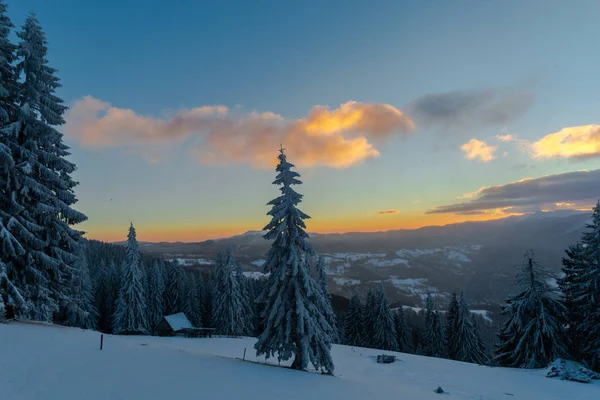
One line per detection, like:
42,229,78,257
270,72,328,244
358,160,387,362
1,322,597,400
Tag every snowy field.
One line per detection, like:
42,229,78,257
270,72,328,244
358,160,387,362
1,322,597,400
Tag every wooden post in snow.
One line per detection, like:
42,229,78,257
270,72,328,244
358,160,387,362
243,348,247,361
100,334,104,350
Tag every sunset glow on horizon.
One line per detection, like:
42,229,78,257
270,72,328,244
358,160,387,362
9,0,600,244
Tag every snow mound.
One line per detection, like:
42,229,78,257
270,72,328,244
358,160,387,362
545,358,600,383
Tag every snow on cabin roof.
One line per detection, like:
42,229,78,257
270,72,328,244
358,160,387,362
163,313,193,331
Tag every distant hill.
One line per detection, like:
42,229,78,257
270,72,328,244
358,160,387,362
117,210,591,313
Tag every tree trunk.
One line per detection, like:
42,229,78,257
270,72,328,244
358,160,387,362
291,352,304,370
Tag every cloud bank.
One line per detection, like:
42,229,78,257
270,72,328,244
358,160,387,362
65,96,415,168
427,169,600,214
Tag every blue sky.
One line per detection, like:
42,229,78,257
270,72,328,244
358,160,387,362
9,0,600,241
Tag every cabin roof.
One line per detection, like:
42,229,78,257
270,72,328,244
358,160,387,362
162,313,193,331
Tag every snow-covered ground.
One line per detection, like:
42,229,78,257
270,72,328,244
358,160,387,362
1,322,596,400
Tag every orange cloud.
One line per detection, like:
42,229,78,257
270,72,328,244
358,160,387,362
532,124,600,159
375,209,399,215
65,96,415,168
460,139,497,162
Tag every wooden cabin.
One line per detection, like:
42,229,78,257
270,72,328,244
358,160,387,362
155,313,193,337
154,313,216,338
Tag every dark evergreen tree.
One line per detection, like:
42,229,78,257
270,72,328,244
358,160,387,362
495,252,566,368
394,307,412,353
230,246,254,335
112,224,148,335
454,291,487,364
372,286,398,351
255,147,334,374
212,247,245,336
560,201,600,370
343,294,364,347
421,293,436,356
445,291,460,360
146,260,166,329
64,247,97,329
165,258,185,315
1,13,86,321
315,255,339,343
183,271,202,327
363,289,377,348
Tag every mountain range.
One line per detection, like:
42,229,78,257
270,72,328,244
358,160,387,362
127,210,591,319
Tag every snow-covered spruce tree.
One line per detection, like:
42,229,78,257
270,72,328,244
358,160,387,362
255,147,335,374
146,260,166,329
0,14,87,321
428,311,446,358
560,201,600,370
560,242,588,361
229,246,254,335
471,313,488,361
454,291,487,364
394,307,412,353
445,291,459,360
372,286,398,351
343,294,364,347
183,271,202,327
93,260,111,332
315,255,339,343
212,246,245,336
64,246,97,329
165,258,185,315
363,289,377,348
421,293,435,356
495,252,567,368
113,224,148,335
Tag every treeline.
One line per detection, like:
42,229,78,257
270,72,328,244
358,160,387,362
82,225,266,336
341,288,490,365
338,202,600,373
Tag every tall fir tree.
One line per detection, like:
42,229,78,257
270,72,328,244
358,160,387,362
343,294,364,347
212,246,245,336
471,313,488,362
113,224,148,334
255,147,335,374
64,247,97,329
445,291,460,360
3,13,87,321
495,252,566,368
146,260,166,329
230,246,254,335
394,307,412,353
315,255,338,343
421,293,435,356
195,270,207,327
560,201,600,370
455,291,487,364
372,286,398,351
183,271,202,327
165,258,185,315
364,289,377,348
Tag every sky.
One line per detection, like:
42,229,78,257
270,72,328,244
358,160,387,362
8,0,600,242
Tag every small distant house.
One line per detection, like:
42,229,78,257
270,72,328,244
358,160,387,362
155,313,193,337
155,313,216,338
